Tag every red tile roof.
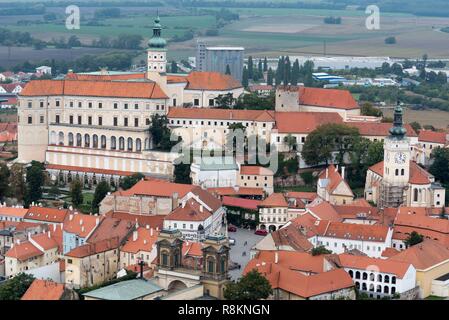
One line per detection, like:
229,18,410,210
0,206,28,218
317,220,390,242
121,227,159,254
369,161,433,185
65,72,146,81
20,79,168,99
274,112,343,134
31,232,59,251
393,213,449,246
5,241,43,261
259,193,288,207
389,239,449,270
256,250,328,274
418,130,447,144
87,217,135,244
104,211,165,230
185,71,242,90
66,237,120,258
306,201,341,222
182,241,203,257
298,87,359,110
168,107,275,122
332,204,380,221
240,165,274,176
318,164,353,197
165,199,212,222
348,122,417,137
207,186,265,197
222,196,261,211
63,213,101,238
117,179,195,198
270,225,314,252
21,280,65,300
338,253,411,278
25,207,69,223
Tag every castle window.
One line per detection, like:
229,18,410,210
88,116,92,125
173,99,176,106
55,115,60,124
40,101,44,108
209,99,214,106
70,102,73,108
146,118,150,125
134,118,139,127
56,100,60,107
194,99,200,106
207,258,215,273
134,103,138,110
98,103,102,109
401,169,404,176
413,188,418,202
28,101,32,108
119,137,124,150
124,103,128,109
161,253,168,267
111,137,116,150
69,115,73,124
78,102,82,108
98,116,102,126
114,103,118,109
124,118,128,127
88,102,92,108
40,116,44,123
78,116,82,125
113,117,118,126
395,169,399,176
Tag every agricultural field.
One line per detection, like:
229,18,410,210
383,107,449,129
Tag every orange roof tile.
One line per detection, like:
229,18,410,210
338,253,411,278
256,250,327,273
65,72,146,81
167,74,188,83
165,199,211,222
87,217,135,244
168,107,275,122
104,211,165,230
381,247,400,258
240,165,274,176
348,122,417,137
333,204,380,221
222,196,261,211
20,79,168,99
318,164,353,196
317,221,390,242
21,280,65,300
369,161,433,185
270,226,314,252
298,87,359,110
185,71,242,90
117,179,195,198
121,227,159,254
5,241,43,261
66,237,120,258
207,186,265,197
31,232,59,250
259,193,288,207
389,239,449,270
306,201,342,222
274,112,343,134
418,130,447,144
182,241,203,257
393,213,449,246
25,207,69,223
63,213,101,238
0,206,28,218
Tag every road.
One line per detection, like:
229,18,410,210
228,227,263,281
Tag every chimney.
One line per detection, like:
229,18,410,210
341,166,345,179
144,239,147,245
81,226,85,233
145,225,150,230
96,217,100,225
79,219,83,225
335,164,339,172
150,228,154,236
69,214,73,221
325,168,329,179
274,252,279,264
133,230,138,241
47,231,51,238
53,224,56,231
200,205,203,213
172,192,179,209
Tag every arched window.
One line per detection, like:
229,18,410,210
127,137,133,151
376,285,382,293
384,275,390,283
413,188,418,202
119,137,125,150
370,273,375,281
369,284,374,292
207,257,215,273
111,137,116,150
50,131,57,145
76,133,82,147
362,272,368,280
161,252,168,267
348,270,354,278
84,134,90,148
355,271,360,279
136,138,142,152
92,134,98,148
68,133,74,146
220,257,226,273
362,283,367,291
391,276,396,284
58,132,64,145
377,274,382,282
384,286,389,294
395,169,399,176
145,138,149,150
391,286,396,294
401,168,404,176
101,135,106,149
355,282,360,289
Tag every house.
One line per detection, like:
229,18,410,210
207,186,265,200
238,165,274,195
389,239,449,298
83,278,163,300
244,251,355,300
120,226,159,269
317,165,354,205
64,237,121,289
36,66,52,76
24,206,70,226
62,212,102,254
248,84,274,96
86,217,135,245
415,130,448,165
0,221,45,255
21,279,78,300
0,205,28,222
222,196,261,228
337,253,417,299
190,156,239,188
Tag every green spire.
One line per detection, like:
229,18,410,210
148,14,166,49
389,102,407,139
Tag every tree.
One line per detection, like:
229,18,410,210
291,59,300,86
348,138,384,189
302,124,360,166
0,273,35,300
311,245,332,256
429,147,449,184
263,57,268,72
48,184,60,199
24,161,44,207
361,103,382,117
0,163,10,201
215,93,236,109
247,56,253,79
267,67,274,86
225,64,231,75
410,121,421,133
67,35,81,48
9,163,26,202
70,180,83,208
120,173,145,190
174,162,192,184
92,181,110,213
258,59,263,75
404,231,424,247
224,269,272,300
242,66,249,88
283,134,297,152
149,114,178,151
385,36,396,45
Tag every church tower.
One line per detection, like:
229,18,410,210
147,15,167,86
380,104,410,208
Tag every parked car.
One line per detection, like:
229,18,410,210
254,229,268,236
228,225,237,232
229,238,236,245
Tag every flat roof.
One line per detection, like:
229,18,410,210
83,279,163,300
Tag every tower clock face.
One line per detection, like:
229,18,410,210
395,152,406,164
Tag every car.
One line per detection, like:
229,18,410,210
228,225,237,232
254,229,268,236
229,238,236,245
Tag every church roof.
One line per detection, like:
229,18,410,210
298,87,359,110
368,161,433,185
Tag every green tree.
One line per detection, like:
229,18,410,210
258,59,263,75
149,114,178,151
291,59,300,86
242,66,249,88
92,181,110,213
311,245,332,256
224,269,272,300
70,180,83,208
429,147,449,184
283,134,297,152
9,163,26,202
263,57,268,72
48,184,61,199
361,103,383,117
215,93,236,109
348,138,384,189
0,273,35,300
24,161,44,207
410,121,422,133
247,56,253,79
120,172,145,190
267,67,274,86
302,124,360,166
384,36,396,45
225,64,231,75
0,163,10,201
404,231,424,247
174,162,192,184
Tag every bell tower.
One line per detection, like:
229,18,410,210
156,228,183,271
147,15,167,86
380,103,410,208
201,234,230,299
